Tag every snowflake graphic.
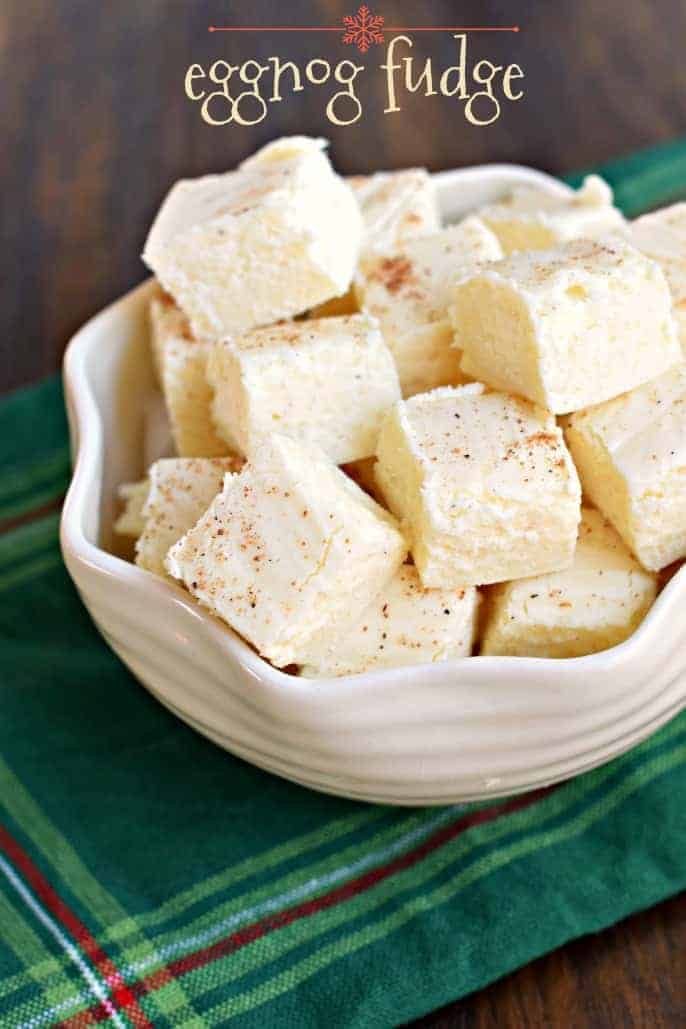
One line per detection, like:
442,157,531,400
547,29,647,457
341,5,385,53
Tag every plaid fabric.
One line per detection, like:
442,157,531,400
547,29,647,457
1,142,686,1028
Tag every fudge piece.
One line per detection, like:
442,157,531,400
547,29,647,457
309,168,439,321
453,238,681,414
565,364,686,571
149,291,230,457
207,314,400,463
136,457,240,577
166,435,407,667
480,175,624,254
348,168,440,254
357,218,503,396
301,565,479,677
629,203,686,351
143,137,362,338
375,384,581,588
114,480,150,538
481,508,657,657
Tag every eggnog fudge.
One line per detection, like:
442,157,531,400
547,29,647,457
309,168,440,319
166,435,407,667
207,314,400,463
565,364,686,572
348,168,440,254
301,565,479,677
481,508,657,658
143,137,362,337
628,203,686,351
375,384,581,588
149,290,230,458
479,175,624,254
135,457,241,577
357,217,503,396
453,238,681,413
114,480,150,538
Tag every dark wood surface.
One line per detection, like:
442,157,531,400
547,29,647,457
2,1,685,1024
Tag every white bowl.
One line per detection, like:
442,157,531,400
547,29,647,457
61,164,686,806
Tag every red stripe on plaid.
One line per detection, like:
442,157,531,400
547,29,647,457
64,786,554,1022
0,824,155,1028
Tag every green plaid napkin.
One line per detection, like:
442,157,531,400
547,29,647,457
1,141,686,1029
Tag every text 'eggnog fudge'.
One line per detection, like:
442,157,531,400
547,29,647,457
301,565,479,677
136,457,241,577
566,364,686,572
357,217,502,396
166,435,407,667
143,137,362,338
375,384,581,588
481,508,657,658
207,313,400,464
453,237,681,413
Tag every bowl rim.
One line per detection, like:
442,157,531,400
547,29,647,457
60,161,686,694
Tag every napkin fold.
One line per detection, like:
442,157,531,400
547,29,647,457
1,141,685,1028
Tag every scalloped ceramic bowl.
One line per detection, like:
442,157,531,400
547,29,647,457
60,164,686,805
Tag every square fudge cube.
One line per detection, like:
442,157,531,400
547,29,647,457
114,480,150,538
143,137,362,338
348,168,440,255
453,238,681,414
356,218,503,396
165,435,407,667
481,508,657,658
308,168,439,320
136,457,241,577
150,291,231,458
207,313,400,464
479,175,625,254
375,384,581,588
300,565,479,677
565,364,686,571
629,203,686,351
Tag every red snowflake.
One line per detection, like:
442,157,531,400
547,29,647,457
341,5,385,53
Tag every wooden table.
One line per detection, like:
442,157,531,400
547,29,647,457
2,2,685,1023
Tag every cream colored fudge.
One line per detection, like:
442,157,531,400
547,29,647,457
480,175,625,254
565,364,686,571
136,457,240,577
165,435,407,667
143,137,362,338
309,168,439,320
300,565,479,677
629,203,686,351
481,508,657,657
207,314,400,463
149,292,230,458
357,218,503,396
114,480,150,538
453,238,681,414
348,168,440,254
375,384,581,588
